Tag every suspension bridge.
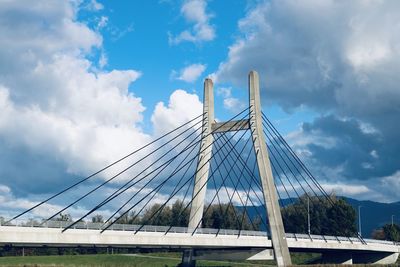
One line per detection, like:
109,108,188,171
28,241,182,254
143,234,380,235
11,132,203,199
0,71,398,266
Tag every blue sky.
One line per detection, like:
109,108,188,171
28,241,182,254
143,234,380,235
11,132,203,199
0,0,400,220
78,0,316,133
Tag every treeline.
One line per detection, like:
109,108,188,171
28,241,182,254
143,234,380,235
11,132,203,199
105,200,261,231
281,195,358,237
53,200,261,231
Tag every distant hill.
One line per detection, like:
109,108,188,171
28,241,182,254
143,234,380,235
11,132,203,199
343,197,400,237
238,197,400,238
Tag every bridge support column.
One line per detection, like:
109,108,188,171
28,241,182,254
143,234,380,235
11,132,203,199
183,78,214,267
181,249,195,267
322,251,353,264
249,71,292,267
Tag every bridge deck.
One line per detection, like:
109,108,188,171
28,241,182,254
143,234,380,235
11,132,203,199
1,222,399,254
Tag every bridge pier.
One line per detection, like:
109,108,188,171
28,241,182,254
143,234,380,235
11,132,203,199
181,249,195,267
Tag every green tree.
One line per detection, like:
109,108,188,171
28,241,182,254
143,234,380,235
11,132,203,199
91,214,104,223
54,213,72,222
382,224,400,241
202,203,256,230
282,195,357,236
327,198,357,236
115,212,130,224
142,204,172,226
170,200,189,227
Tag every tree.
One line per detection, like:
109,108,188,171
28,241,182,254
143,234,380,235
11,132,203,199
102,201,260,231
382,224,400,242
202,203,257,230
141,204,172,226
54,213,72,222
170,200,189,227
91,214,104,223
113,211,141,225
281,195,357,236
21,218,40,227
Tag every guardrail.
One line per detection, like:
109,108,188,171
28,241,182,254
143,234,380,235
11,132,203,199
1,219,398,246
285,233,399,246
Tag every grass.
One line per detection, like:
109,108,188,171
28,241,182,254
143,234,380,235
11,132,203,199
0,254,179,267
0,253,278,267
0,252,396,267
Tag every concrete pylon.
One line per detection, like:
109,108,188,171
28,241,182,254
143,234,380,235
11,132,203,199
248,71,292,266
188,78,214,230
183,78,214,267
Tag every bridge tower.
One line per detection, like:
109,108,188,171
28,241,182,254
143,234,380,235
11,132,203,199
183,71,292,266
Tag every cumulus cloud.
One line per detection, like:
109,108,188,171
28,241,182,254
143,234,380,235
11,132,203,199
171,63,206,83
169,0,215,44
215,0,400,201
223,97,246,114
0,1,156,198
217,0,400,114
151,90,203,135
216,87,246,113
216,0,400,119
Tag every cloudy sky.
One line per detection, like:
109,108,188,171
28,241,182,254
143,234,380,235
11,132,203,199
0,0,399,220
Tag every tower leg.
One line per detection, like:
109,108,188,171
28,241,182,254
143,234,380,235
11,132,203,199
183,79,214,267
248,71,292,266
187,78,214,230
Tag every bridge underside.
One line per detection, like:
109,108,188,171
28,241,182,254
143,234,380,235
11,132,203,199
1,226,398,264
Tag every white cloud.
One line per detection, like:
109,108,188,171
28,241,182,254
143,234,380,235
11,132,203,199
99,51,108,67
172,63,206,83
151,89,203,135
0,0,213,219
276,181,370,200
223,97,246,114
321,183,370,196
97,16,109,30
85,0,104,11
0,1,155,192
169,0,216,44
216,87,246,113
217,87,232,98
377,171,400,201
216,0,400,117
206,187,262,207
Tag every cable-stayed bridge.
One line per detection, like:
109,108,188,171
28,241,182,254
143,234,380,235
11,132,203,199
1,71,399,266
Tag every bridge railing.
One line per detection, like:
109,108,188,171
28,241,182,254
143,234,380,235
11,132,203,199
285,233,399,246
0,219,267,237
